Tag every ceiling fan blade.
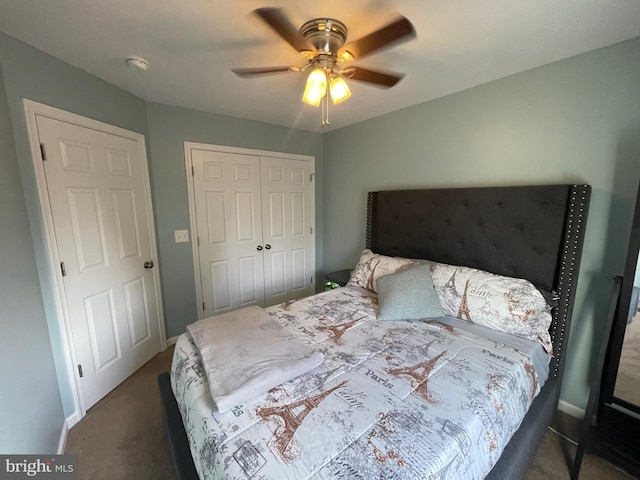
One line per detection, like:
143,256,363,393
344,67,404,88
232,66,292,77
340,16,415,60
253,8,308,53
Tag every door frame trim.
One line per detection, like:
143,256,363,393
24,99,167,420
184,141,315,319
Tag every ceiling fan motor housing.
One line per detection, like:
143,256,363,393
299,19,348,57
232,8,413,91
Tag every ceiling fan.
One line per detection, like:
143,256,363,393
232,8,416,126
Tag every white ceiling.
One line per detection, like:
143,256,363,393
1,0,639,133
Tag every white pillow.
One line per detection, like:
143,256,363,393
347,249,417,293
430,263,553,353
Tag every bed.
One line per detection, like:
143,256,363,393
158,184,591,479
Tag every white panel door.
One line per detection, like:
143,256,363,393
189,145,315,317
260,156,315,305
191,149,264,317
37,115,161,410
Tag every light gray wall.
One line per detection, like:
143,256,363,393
145,103,324,338
0,60,64,452
0,31,149,422
323,36,640,410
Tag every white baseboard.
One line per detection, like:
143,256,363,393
66,411,81,429
166,335,179,347
57,420,68,454
557,399,585,419
58,411,81,454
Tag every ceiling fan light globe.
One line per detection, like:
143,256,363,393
329,76,351,104
302,68,327,106
306,68,327,85
302,91,323,106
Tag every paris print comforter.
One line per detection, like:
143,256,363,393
170,287,549,480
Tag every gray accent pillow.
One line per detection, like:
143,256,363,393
376,264,444,321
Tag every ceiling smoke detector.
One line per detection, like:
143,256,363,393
126,56,150,71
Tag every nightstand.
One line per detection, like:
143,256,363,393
324,269,351,289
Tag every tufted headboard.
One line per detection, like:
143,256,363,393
366,184,591,379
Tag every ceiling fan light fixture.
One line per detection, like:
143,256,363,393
237,8,416,126
329,75,351,104
302,68,327,106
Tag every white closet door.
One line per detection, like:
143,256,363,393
192,149,265,317
260,156,316,305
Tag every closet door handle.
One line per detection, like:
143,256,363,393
256,245,263,251
265,244,271,250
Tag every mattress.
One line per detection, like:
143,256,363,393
170,287,549,480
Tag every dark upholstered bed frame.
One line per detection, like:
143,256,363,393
158,184,591,480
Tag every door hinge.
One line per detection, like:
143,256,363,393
40,143,47,161
310,276,313,284
77,364,83,378
203,302,205,311
310,173,315,182
310,226,313,234
191,166,195,176
60,261,67,277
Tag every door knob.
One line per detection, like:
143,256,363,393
256,245,263,251
144,260,155,269
265,244,271,250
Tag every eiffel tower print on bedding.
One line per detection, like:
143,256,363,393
171,286,550,479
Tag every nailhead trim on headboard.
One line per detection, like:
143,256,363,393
366,191,376,252
550,184,590,379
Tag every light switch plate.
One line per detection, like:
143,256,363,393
174,229,189,243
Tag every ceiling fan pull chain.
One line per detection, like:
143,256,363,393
322,93,330,127
322,94,327,126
